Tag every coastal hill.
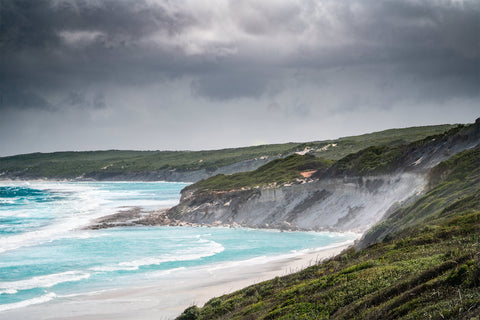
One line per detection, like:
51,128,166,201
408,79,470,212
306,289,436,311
170,119,480,319
177,143,480,319
0,124,454,181
2,120,478,319
165,122,479,233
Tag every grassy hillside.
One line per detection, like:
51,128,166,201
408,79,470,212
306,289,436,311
305,124,456,160
176,147,480,320
0,145,299,179
0,124,454,180
320,123,476,177
183,154,333,193
183,123,473,193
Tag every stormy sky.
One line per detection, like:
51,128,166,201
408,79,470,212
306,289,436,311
0,0,479,156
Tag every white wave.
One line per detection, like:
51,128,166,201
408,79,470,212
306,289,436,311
0,188,115,253
0,217,111,254
0,292,56,312
207,239,357,273
0,181,187,253
113,199,179,208
0,209,33,218
92,239,224,272
68,231,108,240
0,198,18,204
0,289,18,295
148,267,187,277
90,265,137,272
0,271,90,294
57,289,109,299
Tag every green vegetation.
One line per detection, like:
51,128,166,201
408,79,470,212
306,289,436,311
0,145,301,179
176,147,480,320
184,154,333,193
362,146,480,244
0,124,454,179
328,124,474,176
185,123,471,192
333,145,405,176
308,124,456,160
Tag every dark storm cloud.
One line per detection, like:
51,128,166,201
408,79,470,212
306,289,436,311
0,0,196,109
0,0,479,156
1,0,479,107
1,0,191,50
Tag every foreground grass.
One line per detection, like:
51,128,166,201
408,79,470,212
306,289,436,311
176,148,480,320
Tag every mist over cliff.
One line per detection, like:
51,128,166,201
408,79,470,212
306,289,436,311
167,120,480,233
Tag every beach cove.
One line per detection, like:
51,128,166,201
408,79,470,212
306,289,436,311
0,181,359,319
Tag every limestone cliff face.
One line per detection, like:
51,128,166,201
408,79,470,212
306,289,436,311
167,173,426,232
167,122,480,232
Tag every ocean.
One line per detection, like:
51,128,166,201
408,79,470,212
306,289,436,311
0,181,358,314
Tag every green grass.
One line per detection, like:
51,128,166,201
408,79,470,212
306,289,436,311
183,154,333,193
324,124,473,177
176,147,480,320
183,123,471,193
0,124,454,180
0,145,301,179
307,124,456,160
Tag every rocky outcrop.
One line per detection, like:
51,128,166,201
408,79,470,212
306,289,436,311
167,173,426,232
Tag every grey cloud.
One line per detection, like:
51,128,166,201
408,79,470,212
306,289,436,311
1,0,478,105
229,0,305,36
0,0,479,156
1,0,193,51
0,86,53,111
190,67,274,100
59,91,107,109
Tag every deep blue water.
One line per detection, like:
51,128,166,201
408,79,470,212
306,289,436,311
0,181,357,312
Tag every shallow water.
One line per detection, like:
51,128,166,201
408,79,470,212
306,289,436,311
0,181,357,313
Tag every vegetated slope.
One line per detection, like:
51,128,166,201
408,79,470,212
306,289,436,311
183,154,333,193
167,121,479,232
185,123,477,193
0,145,299,180
176,146,480,320
0,124,454,181
317,122,479,177
305,124,457,160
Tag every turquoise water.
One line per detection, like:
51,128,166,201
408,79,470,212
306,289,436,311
0,181,357,312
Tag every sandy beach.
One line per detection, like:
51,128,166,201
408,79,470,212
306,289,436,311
0,242,353,320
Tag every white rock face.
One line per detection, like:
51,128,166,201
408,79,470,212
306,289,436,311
172,123,480,232
174,173,427,232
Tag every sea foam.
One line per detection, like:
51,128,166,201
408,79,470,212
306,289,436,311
0,271,91,294
0,292,57,312
91,239,224,272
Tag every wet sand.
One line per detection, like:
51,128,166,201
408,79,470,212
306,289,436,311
0,242,353,320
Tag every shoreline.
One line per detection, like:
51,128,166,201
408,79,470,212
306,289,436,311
0,242,354,320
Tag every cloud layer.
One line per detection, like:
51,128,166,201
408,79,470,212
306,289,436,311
1,0,479,155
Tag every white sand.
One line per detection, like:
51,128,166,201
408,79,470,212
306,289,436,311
0,242,353,320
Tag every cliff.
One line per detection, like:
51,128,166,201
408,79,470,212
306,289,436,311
169,173,425,232
167,120,480,232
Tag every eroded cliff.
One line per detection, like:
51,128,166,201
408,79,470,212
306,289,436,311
167,120,480,232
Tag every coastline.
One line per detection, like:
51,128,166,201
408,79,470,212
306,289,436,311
0,242,354,320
